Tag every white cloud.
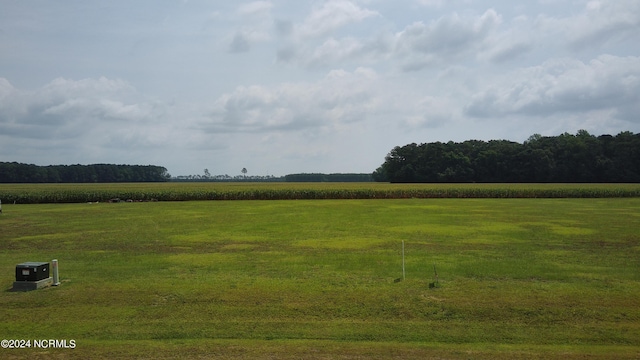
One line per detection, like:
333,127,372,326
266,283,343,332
478,15,534,63
394,9,501,70
465,55,640,122
402,95,458,129
201,67,380,134
310,37,364,65
295,0,379,38
0,77,167,145
306,35,391,68
280,2,639,71
535,0,640,51
281,7,509,70
228,1,274,53
282,7,508,70
238,1,273,16
570,0,640,49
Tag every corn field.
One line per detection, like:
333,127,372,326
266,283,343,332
0,183,639,204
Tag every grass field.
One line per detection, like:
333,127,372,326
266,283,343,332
1,190,639,358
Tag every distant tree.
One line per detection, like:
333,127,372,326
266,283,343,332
285,173,327,182
373,130,640,183
0,163,170,183
241,168,247,178
204,169,211,179
284,173,373,182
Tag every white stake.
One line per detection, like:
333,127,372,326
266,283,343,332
52,259,60,286
402,240,405,280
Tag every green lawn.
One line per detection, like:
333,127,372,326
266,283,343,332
1,198,639,359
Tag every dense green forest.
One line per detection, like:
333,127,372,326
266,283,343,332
373,130,640,183
0,163,170,183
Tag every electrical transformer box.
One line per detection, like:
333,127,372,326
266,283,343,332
15,262,50,282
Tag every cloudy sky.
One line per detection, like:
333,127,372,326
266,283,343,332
1,0,639,177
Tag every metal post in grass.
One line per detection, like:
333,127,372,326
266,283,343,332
52,259,60,286
402,240,405,281
394,241,406,283
433,263,438,286
429,263,439,289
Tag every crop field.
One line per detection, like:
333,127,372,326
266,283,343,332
1,182,640,203
0,185,639,359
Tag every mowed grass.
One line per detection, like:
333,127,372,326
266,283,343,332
0,198,639,359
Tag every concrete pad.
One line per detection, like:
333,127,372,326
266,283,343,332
12,277,53,291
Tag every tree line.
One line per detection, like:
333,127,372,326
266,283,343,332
284,173,373,182
373,130,640,183
173,173,373,182
172,174,281,182
0,163,171,183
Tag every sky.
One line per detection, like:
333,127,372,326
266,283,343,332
1,0,639,177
